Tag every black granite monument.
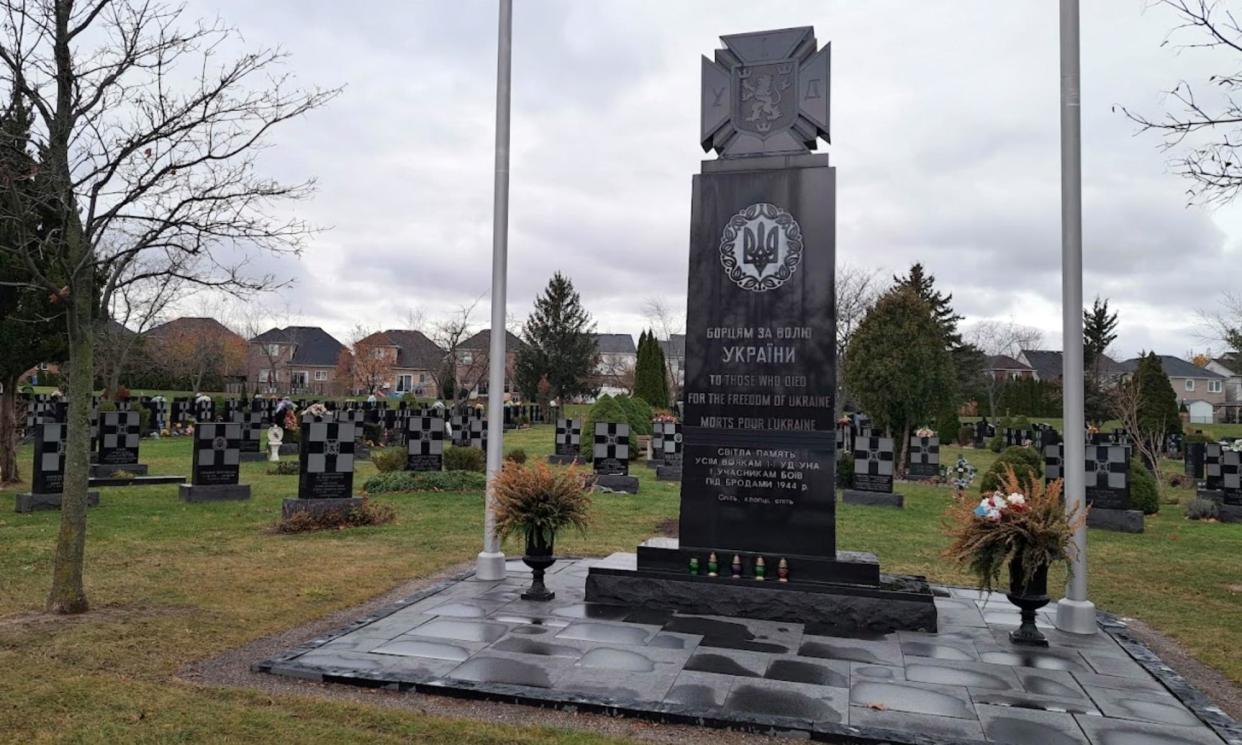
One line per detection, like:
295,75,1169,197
586,26,934,632
906,434,940,481
90,410,149,477
15,421,101,512
656,420,683,482
547,418,582,465
282,415,360,519
407,414,445,471
180,422,250,502
1221,450,1242,523
592,421,638,493
843,434,903,508
1084,442,1141,533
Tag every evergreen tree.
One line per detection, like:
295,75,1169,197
1134,352,1180,437
893,262,963,348
1083,296,1119,374
514,272,598,402
633,329,669,408
845,286,957,472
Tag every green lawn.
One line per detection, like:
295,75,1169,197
1,426,1240,743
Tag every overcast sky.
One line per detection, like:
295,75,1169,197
180,0,1242,361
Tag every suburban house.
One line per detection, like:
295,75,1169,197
594,333,637,396
982,354,1035,382
248,326,345,396
352,329,445,398
1017,349,1124,383
454,329,524,400
1119,354,1228,422
146,317,248,393
1206,353,1242,423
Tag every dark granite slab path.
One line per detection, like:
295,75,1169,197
256,555,1242,745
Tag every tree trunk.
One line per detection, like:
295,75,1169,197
896,419,910,478
0,377,19,484
47,271,94,615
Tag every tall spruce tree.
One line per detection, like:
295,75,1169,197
633,330,669,408
1134,352,1180,437
1084,297,1119,373
892,262,972,418
514,273,598,402
845,286,957,472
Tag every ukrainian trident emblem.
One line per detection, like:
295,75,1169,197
719,203,803,292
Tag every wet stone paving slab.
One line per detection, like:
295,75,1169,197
257,558,1242,745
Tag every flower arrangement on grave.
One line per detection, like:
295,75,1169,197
304,402,327,419
1229,439,1242,453
653,411,677,423
194,393,211,404
491,462,592,601
947,456,977,495
914,426,935,439
944,467,1084,645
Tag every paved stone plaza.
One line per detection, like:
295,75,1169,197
257,557,1241,745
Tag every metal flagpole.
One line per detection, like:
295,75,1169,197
476,0,512,581
1055,0,1096,635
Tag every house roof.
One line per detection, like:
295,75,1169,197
984,354,1032,371
1214,353,1241,375
460,329,525,352
595,333,636,355
149,316,242,343
659,334,686,358
370,329,445,370
1119,355,1225,380
250,326,344,367
1019,349,1123,380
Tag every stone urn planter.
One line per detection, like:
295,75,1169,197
521,531,556,602
1006,555,1050,647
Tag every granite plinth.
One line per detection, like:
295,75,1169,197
1086,508,1144,534
593,474,639,494
278,443,299,455
281,497,364,520
586,561,937,634
238,452,268,462
15,491,100,513
636,537,880,586
1219,504,1242,523
644,459,660,469
842,489,905,508
179,483,252,502
89,475,185,487
546,454,582,466
89,462,149,477
1197,488,1224,503
655,466,682,482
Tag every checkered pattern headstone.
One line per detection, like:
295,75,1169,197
1222,450,1242,506
344,408,367,440
1044,443,1063,483
661,421,683,467
1185,442,1205,479
297,419,356,500
468,417,488,452
555,418,581,456
907,435,940,479
1165,432,1184,457
31,422,67,494
593,422,630,476
97,411,140,466
240,411,264,452
194,398,215,424
192,422,241,486
406,415,445,471
852,435,895,493
1205,443,1224,491
143,399,167,433
836,422,849,454
651,420,665,461
1084,443,1130,511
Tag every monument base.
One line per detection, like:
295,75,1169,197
586,549,936,634
1086,508,1144,533
593,474,639,494
89,463,149,477
238,451,267,462
546,454,581,466
655,466,682,482
644,459,660,470
1220,504,1242,523
281,497,364,521
179,483,252,502
278,443,299,456
16,491,100,513
1197,488,1223,502
842,489,905,508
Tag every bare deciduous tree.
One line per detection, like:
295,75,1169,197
0,1,337,613
643,297,685,403
427,300,480,402
97,261,183,398
835,264,886,414
1123,0,1242,204
1112,376,1170,490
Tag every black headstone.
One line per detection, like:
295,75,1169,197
1085,444,1130,511
852,435,894,493
97,411,140,466
298,418,356,500
555,418,581,456
192,422,241,486
407,415,445,471
1223,451,1242,506
661,421,684,467
1185,442,1206,479
592,422,630,476
1205,443,1224,491
906,435,940,480
31,421,66,494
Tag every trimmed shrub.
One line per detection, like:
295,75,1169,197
615,395,654,436
267,460,299,475
837,453,854,487
980,446,1043,494
583,394,628,442
364,470,487,494
988,435,1005,453
275,498,396,533
444,446,486,473
371,448,407,473
1185,497,1219,521
1129,460,1160,516
505,448,528,464
936,410,961,447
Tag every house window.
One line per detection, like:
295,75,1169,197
1185,379,1195,392
396,374,413,392
266,343,282,357
258,369,272,383
1209,380,1223,394
371,348,386,359
314,370,328,382
461,352,473,365
290,371,308,388
419,373,428,384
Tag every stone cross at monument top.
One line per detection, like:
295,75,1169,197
701,26,831,158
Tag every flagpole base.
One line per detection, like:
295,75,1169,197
475,551,506,581
1055,598,1097,635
